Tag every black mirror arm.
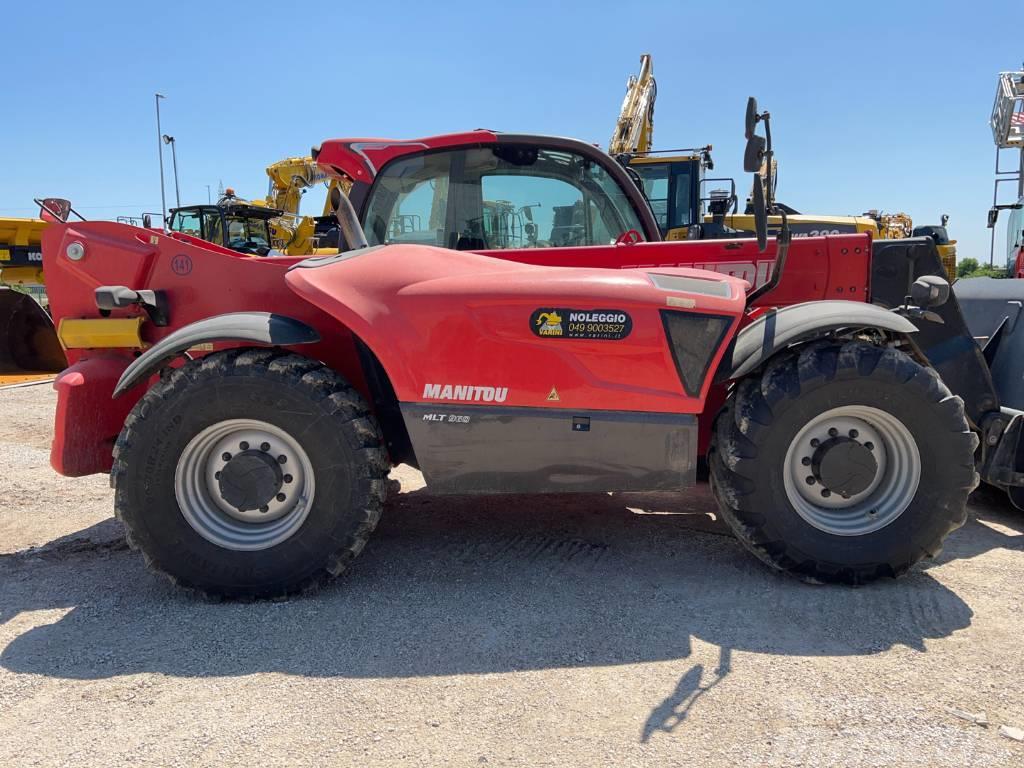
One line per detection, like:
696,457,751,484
745,208,790,306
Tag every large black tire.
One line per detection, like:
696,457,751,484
709,341,978,584
112,349,388,599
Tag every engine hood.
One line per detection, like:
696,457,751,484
285,243,745,413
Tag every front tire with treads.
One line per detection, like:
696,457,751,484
112,349,388,599
709,341,978,584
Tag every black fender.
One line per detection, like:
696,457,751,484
113,312,319,397
716,300,918,381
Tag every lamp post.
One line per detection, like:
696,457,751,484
155,93,167,226
162,134,181,208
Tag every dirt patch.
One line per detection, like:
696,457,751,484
1,386,1022,767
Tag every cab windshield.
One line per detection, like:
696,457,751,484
224,216,271,250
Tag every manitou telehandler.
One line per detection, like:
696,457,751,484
41,100,1023,599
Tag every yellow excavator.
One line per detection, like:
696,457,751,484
255,156,348,254
610,54,715,241
612,54,956,278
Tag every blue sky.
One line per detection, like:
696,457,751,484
3,0,1022,263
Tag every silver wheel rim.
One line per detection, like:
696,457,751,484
782,405,921,536
174,419,315,551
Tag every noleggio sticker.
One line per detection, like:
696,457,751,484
530,308,632,340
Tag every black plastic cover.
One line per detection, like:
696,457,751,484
402,404,697,494
113,312,319,397
660,311,733,396
871,238,1001,422
952,276,1024,412
716,301,917,382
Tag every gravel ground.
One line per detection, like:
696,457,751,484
1,384,1023,767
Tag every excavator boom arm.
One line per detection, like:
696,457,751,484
609,54,656,156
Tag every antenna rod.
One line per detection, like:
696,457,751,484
155,93,167,228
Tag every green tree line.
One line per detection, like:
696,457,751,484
957,258,1007,279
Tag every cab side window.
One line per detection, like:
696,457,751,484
363,145,644,250
478,174,583,249
634,164,670,231
203,212,223,244
363,152,450,247
171,210,202,238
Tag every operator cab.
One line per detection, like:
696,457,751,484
627,154,704,240
358,141,649,251
167,196,282,256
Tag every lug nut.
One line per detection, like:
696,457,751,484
260,442,271,452
283,474,293,484
801,457,811,466
215,471,221,480
848,429,858,438
821,489,832,498
865,442,874,451
805,476,816,485
277,455,287,464
828,427,838,437
259,505,269,513
810,438,820,448
222,452,232,461
276,493,286,502
240,441,249,450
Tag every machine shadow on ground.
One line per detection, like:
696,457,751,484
2,484,1019,690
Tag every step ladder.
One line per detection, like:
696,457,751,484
992,70,1024,149
988,69,1024,264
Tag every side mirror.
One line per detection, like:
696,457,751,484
743,135,767,173
745,97,758,139
37,197,72,223
911,275,950,308
142,214,152,229
988,207,1000,228
523,206,534,222
751,175,768,252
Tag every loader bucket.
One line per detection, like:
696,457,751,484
0,288,66,386
953,277,1024,412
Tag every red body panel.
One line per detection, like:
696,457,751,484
286,246,745,414
51,357,140,476
43,222,368,475
473,235,870,306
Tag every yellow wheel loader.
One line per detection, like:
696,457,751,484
0,215,67,385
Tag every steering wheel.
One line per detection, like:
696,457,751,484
228,239,264,255
615,229,643,245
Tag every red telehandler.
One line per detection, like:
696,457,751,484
39,101,1007,598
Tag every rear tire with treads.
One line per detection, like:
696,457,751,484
709,341,978,584
112,349,388,599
